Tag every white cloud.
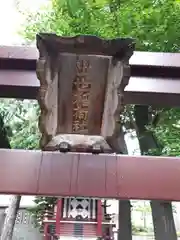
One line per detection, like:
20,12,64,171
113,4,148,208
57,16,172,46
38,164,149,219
0,0,47,45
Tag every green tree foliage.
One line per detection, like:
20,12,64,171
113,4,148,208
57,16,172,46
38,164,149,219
19,0,180,52
152,108,180,156
28,197,57,229
0,112,10,149
2,0,179,231
0,99,40,149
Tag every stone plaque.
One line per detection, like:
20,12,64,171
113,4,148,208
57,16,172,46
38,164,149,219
36,34,135,152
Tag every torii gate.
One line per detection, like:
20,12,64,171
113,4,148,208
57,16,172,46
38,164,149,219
0,34,180,240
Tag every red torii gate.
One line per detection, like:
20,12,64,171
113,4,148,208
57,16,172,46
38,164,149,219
0,46,180,106
1,35,180,240
0,44,180,200
0,149,179,200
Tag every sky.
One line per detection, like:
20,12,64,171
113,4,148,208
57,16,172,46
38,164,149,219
0,0,47,45
0,1,21,44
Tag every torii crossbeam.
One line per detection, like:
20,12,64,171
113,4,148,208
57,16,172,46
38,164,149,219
0,46,180,106
0,149,179,201
0,34,180,203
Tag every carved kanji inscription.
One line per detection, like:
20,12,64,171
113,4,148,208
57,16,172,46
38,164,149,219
36,34,135,151
72,59,91,134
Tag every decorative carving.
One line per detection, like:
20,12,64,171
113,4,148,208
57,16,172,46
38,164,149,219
44,134,112,152
37,33,134,58
62,197,97,220
101,59,131,152
36,34,135,152
37,55,58,148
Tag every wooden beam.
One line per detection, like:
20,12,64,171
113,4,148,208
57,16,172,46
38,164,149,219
0,69,179,106
0,46,180,105
130,51,180,67
125,77,180,106
0,70,38,99
0,149,180,200
0,46,38,60
1,46,180,68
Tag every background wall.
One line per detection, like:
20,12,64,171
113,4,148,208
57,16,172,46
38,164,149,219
0,207,43,240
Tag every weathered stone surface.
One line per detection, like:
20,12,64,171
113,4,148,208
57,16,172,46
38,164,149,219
45,134,112,153
36,34,135,151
